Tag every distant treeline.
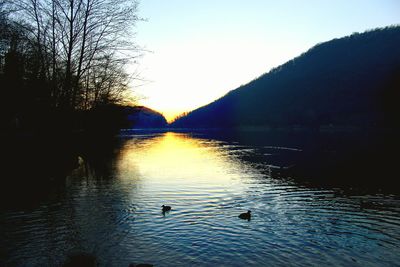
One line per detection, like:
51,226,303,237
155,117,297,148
0,0,140,133
172,26,400,129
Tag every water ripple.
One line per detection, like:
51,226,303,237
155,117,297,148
1,132,400,266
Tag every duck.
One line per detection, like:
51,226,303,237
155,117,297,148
238,210,251,220
162,205,172,212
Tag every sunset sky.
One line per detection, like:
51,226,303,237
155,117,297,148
132,0,400,121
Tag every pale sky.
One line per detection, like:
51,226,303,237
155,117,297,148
131,0,400,121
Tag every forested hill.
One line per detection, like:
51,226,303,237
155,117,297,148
171,27,400,129
125,106,168,128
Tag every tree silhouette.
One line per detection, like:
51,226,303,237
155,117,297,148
0,0,141,130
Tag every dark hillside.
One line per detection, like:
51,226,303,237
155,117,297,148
172,27,400,129
125,106,168,128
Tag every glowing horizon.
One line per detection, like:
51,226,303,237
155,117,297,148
131,0,400,122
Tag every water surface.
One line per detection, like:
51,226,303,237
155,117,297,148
1,132,400,266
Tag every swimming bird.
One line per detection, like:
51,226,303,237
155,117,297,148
162,205,172,212
239,210,251,220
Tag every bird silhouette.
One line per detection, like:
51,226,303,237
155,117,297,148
162,205,172,212
238,210,251,220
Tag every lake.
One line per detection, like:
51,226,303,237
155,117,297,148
1,131,400,266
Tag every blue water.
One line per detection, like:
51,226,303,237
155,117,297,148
1,132,400,266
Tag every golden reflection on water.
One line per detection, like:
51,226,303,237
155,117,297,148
4,133,400,267
118,132,249,185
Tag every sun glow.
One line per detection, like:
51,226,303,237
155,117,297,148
135,39,301,122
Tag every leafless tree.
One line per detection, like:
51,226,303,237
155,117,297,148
8,0,140,109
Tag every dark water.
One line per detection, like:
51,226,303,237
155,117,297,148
1,131,400,266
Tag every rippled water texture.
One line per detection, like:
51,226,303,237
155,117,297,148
1,132,400,266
